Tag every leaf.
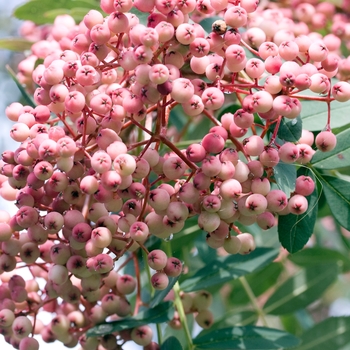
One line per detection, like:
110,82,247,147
161,336,183,350
311,129,350,169
301,100,350,131
273,162,297,198
42,9,70,20
129,7,149,26
6,65,36,108
86,301,174,337
180,248,279,292
294,317,350,350
280,309,314,337
13,0,101,24
278,168,318,253
218,104,241,119
280,314,304,337
229,262,284,305
263,263,338,315
270,115,302,142
0,38,34,51
149,277,179,308
207,310,258,331
193,326,300,349
318,174,350,230
288,247,350,273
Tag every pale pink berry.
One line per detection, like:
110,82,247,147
288,194,308,215
237,233,256,255
279,142,300,163
266,190,288,212
295,176,315,196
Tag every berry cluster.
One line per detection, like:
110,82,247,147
0,0,348,348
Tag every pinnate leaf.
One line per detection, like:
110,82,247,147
149,276,179,308
288,247,350,273
6,65,36,108
278,169,318,253
273,162,297,198
294,317,350,350
229,262,284,305
270,115,302,142
161,336,183,350
204,310,258,332
0,38,34,51
301,99,350,131
13,0,101,24
86,302,174,337
263,263,338,315
180,248,278,292
193,326,300,349
318,174,350,230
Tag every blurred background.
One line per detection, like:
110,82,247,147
0,0,25,216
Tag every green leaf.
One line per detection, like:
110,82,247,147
149,277,179,308
273,162,297,198
218,104,241,119
208,310,258,331
13,0,101,24
180,248,279,292
86,301,174,337
193,326,300,349
301,100,350,131
0,38,34,51
280,309,314,337
280,314,304,337
229,262,284,305
288,247,350,273
263,263,338,315
294,317,350,350
311,129,350,169
271,115,302,142
34,58,44,70
318,174,350,230
42,9,70,20
129,7,149,26
278,168,318,253
6,65,36,108
161,336,183,350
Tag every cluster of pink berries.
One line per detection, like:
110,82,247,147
0,0,348,348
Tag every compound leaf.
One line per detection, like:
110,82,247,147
288,247,350,273
278,169,318,253
180,248,278,292
263,264,338,315
0,38,33,51
86,302,174,337
193,326,300,349
13,0,101,24
301,100,350,131
271,115,302,142
149,277,179,308
273,162,297,198
294,317,350,350
161,336,183,350
318,174,350,230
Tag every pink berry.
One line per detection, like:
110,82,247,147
288,194,308,215
315,131,337,152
